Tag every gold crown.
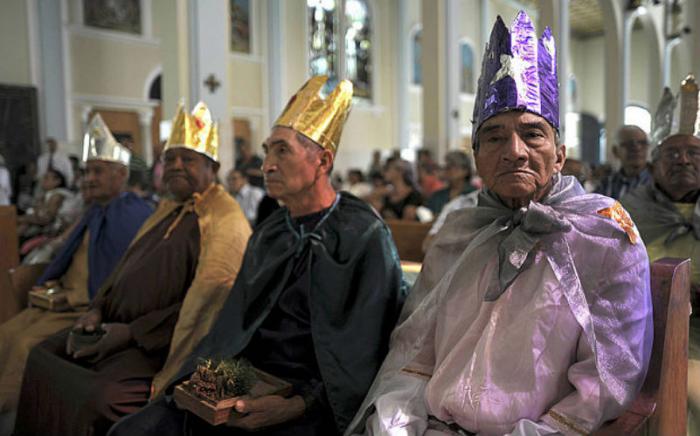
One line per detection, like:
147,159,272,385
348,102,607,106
164,101,219,162
82,114,131,166
274,76,353,155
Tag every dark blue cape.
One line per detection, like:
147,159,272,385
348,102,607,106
38,192,153,298
174,193,405,433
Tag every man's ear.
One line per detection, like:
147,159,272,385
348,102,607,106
118,164,129,180
554,144,567,173
212,161,221,174
319,149,334,174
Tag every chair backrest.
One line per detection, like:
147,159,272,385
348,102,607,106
0,205,19,272
593,257,690,436
385,219,432,263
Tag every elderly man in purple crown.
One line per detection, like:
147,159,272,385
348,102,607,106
349,11,653,436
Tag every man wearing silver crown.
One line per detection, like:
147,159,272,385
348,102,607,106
350,11,652,436
109,76,404,436
0,114,153,433
13,103,252,436
621,74,700,435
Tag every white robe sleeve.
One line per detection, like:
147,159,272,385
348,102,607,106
363,372,430,436
525,332,624,436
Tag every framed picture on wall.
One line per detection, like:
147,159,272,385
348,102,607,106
230,0,251,54
84,0,142,35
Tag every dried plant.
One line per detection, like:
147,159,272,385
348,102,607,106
190,357,256,400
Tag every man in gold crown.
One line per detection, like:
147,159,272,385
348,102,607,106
621,74,700,434
109,76,404,436
0,114,153,434
13,103,252,436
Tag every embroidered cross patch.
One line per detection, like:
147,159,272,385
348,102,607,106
597,201,639,245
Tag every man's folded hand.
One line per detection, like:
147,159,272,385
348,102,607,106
227,395,306,430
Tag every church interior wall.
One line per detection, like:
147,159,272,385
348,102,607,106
69,35,161,100
628,28,652,109
0,0,32,87
570,35,606,122
0,0,698,172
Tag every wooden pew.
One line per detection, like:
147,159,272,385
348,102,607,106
385,219,432,263
593,257,690,436
0,205,19,272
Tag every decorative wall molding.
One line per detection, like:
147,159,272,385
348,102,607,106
68,24,160,47
72,93,160,112
229,53,265,63
143,65,162,100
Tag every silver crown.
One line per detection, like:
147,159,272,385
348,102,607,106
82,114,131,166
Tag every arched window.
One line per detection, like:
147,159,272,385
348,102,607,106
307,0,373,100
459,41,474,94
411,28,422,86
625,104,652,133
308,0,339,86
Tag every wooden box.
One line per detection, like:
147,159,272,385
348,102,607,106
174,368,293,426
28,287,70,312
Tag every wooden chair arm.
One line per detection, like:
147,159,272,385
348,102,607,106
592,394,656,436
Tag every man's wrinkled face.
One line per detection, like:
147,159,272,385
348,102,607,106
652,134,700,201
163,148,217,201
614,127,649,171
84,160,127,203
262,127,325,202
475,111,565,204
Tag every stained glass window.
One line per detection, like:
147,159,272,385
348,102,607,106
345,0,372,99
459,42,474,94
307,0,373,100
308,0,339,88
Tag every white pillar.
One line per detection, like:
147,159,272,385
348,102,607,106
37,0,69,144
267,0,284,126
689,0,700,76
138,108,154,166
599,0,625,162
421,0,448,159
396,0,409,151
188,1,233,173
445,0,460,152
538,0,569,139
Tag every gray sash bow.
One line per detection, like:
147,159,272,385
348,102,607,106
478,174,581,301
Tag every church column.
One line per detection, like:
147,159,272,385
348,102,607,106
154,0,232,171
188,1,233,172
396,0,409,151
538,1,570,142
36,0,70,144
138,108,155,166
689,0,700,76
153,0,190,120
421,0,449,160
599,0,625,162
267,0,284,127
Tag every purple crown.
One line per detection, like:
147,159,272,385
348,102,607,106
472,11,559,144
